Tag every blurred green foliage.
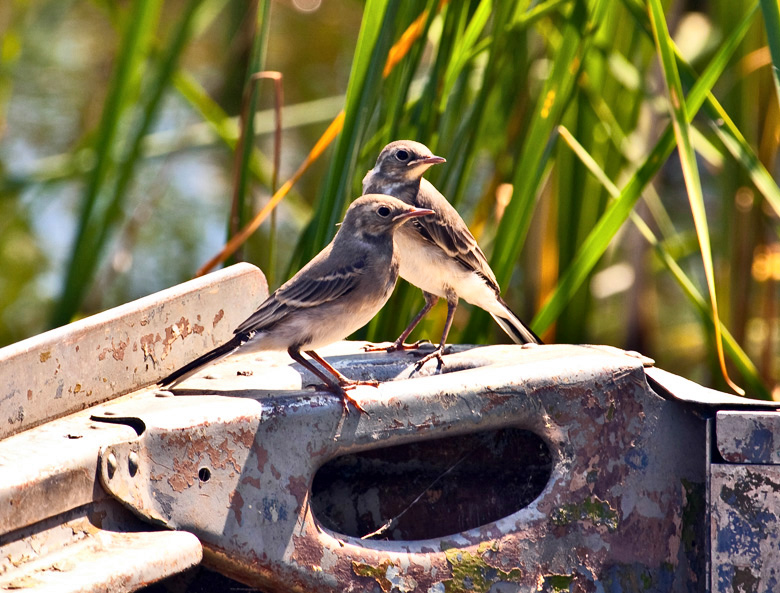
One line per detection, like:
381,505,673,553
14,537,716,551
0,0,778,398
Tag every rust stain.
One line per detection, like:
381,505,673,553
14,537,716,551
168,471,190,493
287,475,308,509
39,351,52,363
207,437,241,473
481,390,513,412
292,533,324,569
213,309,225,328
254,443,269,473
26,390,32,401
230,489,245,526
141,333,161,363
229,425,256,448
241,475,261,489
98,339,128,362
162,317,196,359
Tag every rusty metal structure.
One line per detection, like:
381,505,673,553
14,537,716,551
1,263,778,592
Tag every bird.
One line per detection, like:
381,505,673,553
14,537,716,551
362,140,541,366
158,194,435,413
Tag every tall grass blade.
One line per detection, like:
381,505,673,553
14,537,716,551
760,0,780,106
462,0,609,342
532,2,757,336
558,125,769,398
293,0,396,268
229,0,271,257
51,0,163,327
647,0,741,394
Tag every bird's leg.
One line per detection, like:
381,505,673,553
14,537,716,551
363,292,438,352
287,348,370,414
414,294,458,368
305,350,379,387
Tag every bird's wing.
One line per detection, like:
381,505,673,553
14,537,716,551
413,179,499,288
233,250,365,335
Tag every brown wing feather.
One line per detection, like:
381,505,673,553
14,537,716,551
234,248,365,335
412,179,499,289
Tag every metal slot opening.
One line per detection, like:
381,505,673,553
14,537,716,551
311,427,552,541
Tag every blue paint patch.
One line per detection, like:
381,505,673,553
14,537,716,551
261,497,288,522
625,447,648,470
735,427,774,463
716,564,734,590
716,512,761,563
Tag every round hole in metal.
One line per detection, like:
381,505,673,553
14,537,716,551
198,467,211,482
311,427,552,541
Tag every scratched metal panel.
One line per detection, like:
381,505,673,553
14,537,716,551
0,500,202,592
97,343,708,593
716,410,780,464
0,263,267,439
0,404,137,534
710,464,780,592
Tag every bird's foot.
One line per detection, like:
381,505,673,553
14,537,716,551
414,345,449,369
334,380,378,415
363,339,431,353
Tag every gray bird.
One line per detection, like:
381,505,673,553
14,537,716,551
362,140,541,365
159,194,435,413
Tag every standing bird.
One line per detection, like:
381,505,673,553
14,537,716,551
363,140,541,365
159,194,435,413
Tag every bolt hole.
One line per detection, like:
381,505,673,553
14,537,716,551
198,467,211,482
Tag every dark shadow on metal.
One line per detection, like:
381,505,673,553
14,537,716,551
311,427,552,540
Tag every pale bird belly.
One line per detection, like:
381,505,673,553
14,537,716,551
395,231,500,311
249,279,394,352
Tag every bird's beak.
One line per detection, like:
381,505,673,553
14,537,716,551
409,155,446,167
393,207,435,222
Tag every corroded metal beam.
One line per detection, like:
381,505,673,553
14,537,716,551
96,343,708,592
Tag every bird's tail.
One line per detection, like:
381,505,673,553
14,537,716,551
490,298,543,345
158,334,246,388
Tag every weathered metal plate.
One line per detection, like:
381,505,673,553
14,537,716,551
0,405,137,535
97,343,707,593
716,410,780,464
0,500,202,593
710,464,780,592
646,367,780,409
0,263,267,440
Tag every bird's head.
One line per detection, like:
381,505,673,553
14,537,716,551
340,194,434,239
369,140,446,182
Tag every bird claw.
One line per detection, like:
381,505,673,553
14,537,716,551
414,346,448,369
363,339,431,353
338,388,370,415
335,379,377,415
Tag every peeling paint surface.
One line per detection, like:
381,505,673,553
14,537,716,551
710,464,780,592
95,343,708,592
716,410,780,464
0,263,267,440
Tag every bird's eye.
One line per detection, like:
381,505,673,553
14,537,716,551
377,206,391,217
395,149,410,162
